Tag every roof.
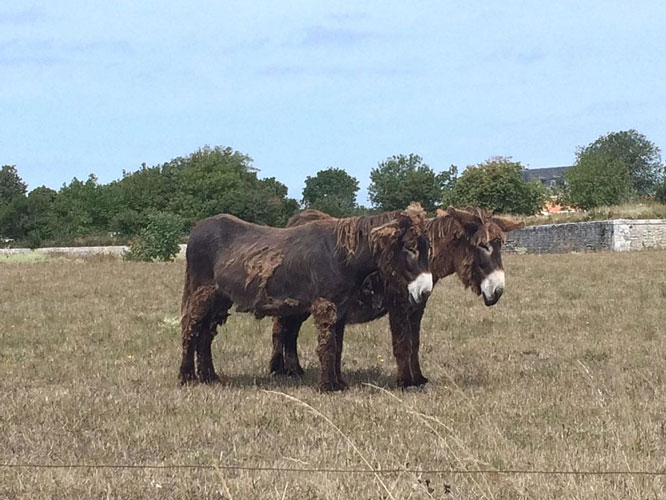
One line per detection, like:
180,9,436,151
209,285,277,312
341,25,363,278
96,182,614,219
522,166,571,185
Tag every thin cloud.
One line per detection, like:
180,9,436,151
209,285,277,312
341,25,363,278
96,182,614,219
65,40,132,55
0,54,62,66
300,25,390,47
0,38,132,66
492,47,547,65
259,63,417,79
220,36,272,55
0,7,45,24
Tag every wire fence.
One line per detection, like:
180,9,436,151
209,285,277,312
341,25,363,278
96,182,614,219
2,463,666,477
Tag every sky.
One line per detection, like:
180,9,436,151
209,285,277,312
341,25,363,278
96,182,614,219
2,1,665,204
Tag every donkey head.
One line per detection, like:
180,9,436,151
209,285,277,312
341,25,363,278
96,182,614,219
439,208,524,306
370,204,433,305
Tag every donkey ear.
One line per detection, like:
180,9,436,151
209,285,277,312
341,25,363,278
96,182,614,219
447,207,482,234
492,217,525,232
369,221,400,254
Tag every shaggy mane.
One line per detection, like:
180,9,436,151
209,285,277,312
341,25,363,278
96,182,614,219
426,207,507,248
334,202,426,256
334,211,401,255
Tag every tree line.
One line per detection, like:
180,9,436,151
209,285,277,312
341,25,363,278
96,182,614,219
1,130,664,247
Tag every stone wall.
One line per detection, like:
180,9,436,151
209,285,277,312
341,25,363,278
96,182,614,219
0,244,187,258
612,219,666,251
3,224,665,257
505,219,666,254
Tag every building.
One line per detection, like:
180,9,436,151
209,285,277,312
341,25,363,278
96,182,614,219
522,166,571,188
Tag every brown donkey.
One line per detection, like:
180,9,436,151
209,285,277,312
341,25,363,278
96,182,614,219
270,207,524,388
179,205,432,392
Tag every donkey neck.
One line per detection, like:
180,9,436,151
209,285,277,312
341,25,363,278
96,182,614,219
430,233,471,283
333,211,402,278
343,244,380,277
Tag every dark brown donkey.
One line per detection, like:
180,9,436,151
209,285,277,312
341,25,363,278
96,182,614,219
270,207,524,388
179,205,432,392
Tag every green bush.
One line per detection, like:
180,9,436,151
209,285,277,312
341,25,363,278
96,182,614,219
123,212,184,262
656,182,666,203
445,157,546,215
368,154,444,211
564,154,634,209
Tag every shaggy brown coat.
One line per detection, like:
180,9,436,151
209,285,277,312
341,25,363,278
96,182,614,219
270,207,523,387
180,206,430,391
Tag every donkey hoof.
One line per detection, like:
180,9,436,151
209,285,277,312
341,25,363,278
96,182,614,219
319,380,347,393
397,377,428,391
199,372,221,384
179,371,197,386
285,363,305,377
269,357,286,376
270,365,288,377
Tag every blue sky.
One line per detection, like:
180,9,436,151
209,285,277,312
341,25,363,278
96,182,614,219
2,1,665,203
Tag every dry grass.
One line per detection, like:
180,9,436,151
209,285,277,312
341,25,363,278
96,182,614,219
2,251,666,498
499,201,666,226
0,252,49,264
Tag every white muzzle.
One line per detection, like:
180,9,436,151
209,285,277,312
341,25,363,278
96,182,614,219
481,270,505,305
408,273,433,304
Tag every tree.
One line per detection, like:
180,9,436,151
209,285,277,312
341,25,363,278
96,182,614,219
440,165,459,207
51,174,112,238
0,186,57,242
163,146,298,227
368,154,443,211
0,165,27,206
575,130,663,196
656,181,666,203
108,146,299,231
302,167,359,217
564,153,634,209
0,146,302,244
445,157,546,215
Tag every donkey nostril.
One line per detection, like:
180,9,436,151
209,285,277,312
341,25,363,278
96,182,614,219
421,289,432,299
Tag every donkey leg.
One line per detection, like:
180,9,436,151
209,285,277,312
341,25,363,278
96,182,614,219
334,322,348,389
388,307,415,389
196,327,219,384
196,295,231,384
312,299,344,392
407,306,428,387
179,284,217,385
270,314,307,376
283,314,307,377
179,328,198,384
269,317,287,376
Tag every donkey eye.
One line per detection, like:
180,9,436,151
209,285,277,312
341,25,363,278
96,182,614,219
479,243,492,254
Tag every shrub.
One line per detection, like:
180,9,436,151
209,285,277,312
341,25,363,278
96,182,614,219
124,212,184,262
445,157,546,215
564,154,634,209
656,181,666,203
369,154,444,211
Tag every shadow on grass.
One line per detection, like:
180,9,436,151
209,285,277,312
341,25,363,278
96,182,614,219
221,365,395,390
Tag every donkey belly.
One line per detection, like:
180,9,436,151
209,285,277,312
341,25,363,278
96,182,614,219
346,305,388,325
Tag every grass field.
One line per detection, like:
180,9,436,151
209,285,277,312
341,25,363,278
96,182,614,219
1,251,666,499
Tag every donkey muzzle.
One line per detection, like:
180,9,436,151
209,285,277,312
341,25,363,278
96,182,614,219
408,273,433,304
481,270,505,307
